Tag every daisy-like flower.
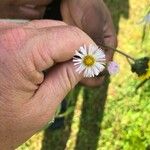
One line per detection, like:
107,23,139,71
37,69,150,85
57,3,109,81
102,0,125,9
107,61,119,75
73,45,106,77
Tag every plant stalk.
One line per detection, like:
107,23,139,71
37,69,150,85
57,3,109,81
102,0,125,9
101,45,136,62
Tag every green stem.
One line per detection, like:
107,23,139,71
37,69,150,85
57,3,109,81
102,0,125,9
101,45,136,62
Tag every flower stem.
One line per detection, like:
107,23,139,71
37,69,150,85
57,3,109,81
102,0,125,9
115,49,136,61
136,79,148,91
101,45,136,62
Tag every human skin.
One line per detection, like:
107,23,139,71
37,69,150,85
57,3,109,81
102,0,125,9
0,0,117,149
0,0,117,86
0,20,95,149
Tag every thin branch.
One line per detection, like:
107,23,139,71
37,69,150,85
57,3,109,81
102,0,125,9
101,44,136,62
126,57,132,65
135,79,148,91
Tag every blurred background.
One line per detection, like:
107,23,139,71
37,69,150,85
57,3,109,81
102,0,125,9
17,0,150,149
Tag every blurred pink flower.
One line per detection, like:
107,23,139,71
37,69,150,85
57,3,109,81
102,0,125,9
108,61,119,75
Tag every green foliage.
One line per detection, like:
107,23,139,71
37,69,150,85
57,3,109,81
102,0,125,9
98,79,150,150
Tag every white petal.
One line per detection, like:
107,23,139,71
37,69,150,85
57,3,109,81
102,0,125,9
83,44,87,50
83,68,93,77
92,45,99,54
91,68,95,77
95,53,106,61
88,45,98,55
97,60,106,65
74,62,82,66
88,45,93,55
73,59,82,62
95,62,105,72
95,50,105,58
84,68,90,77
93,66,101,76
79,46,87,55
96,54,105,60
83,68,88,77
75,51,84,58
87,68,92,77
76,64,85,74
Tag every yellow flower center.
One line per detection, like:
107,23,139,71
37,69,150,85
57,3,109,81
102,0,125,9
83,55,95,66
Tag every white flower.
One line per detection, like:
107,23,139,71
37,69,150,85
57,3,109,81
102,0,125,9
73,45,106,77
107,61,119,75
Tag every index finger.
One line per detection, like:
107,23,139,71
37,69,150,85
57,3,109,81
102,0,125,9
25,25,95,71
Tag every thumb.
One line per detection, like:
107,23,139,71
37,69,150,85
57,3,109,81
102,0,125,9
33,61,81,115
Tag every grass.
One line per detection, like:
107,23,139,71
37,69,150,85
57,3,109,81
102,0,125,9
17,0,150,150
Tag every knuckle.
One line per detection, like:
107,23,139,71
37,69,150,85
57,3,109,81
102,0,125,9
68,26,84,40
67,26,93,44
61,63,78,91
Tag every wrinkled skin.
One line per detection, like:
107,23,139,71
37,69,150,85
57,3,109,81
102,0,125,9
0,0,117,149
61,0,117,86
0,0,117,86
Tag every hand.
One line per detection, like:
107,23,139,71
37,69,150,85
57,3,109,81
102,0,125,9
0,0,117,86
0,20,95,149
0,0,53,19
61,0,117,86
